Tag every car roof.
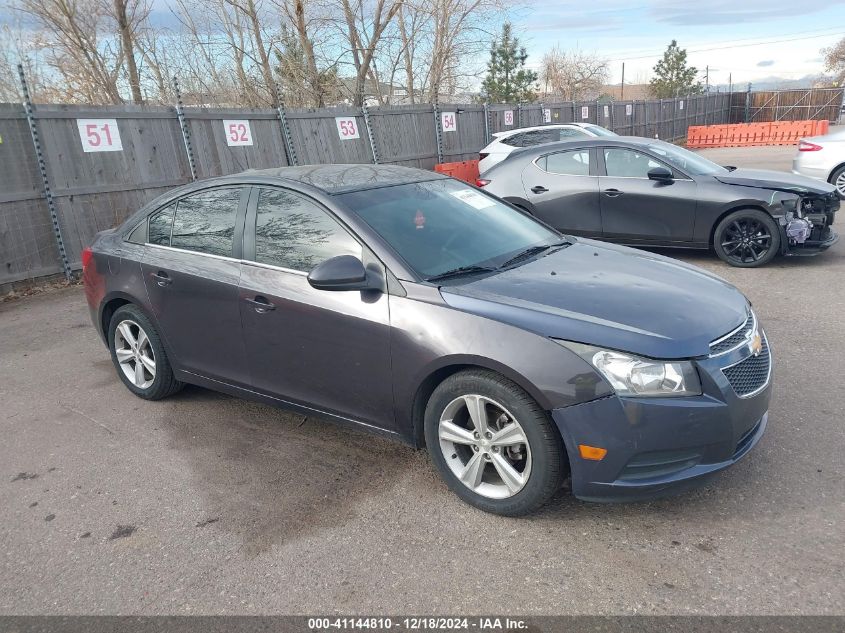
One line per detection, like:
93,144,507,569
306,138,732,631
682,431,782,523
491,123,595,138
233,164,445,194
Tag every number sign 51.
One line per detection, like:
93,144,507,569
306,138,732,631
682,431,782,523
223,120,254,146
77,119,123,152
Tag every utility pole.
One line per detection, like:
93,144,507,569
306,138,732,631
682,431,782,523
620,62,625,100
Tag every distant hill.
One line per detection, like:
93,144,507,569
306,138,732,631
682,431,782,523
714,75,836,91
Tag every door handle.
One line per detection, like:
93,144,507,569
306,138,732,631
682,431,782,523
151,271,172,287
603,188,624,197
244,296,276,313
530,185,549,194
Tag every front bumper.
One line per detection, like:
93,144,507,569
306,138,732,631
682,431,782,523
551,344,772,502
783,228,839,256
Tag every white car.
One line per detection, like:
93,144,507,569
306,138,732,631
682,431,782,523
478,123,617,173
792,128,845,199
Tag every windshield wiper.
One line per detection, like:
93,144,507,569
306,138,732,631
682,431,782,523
499,241,569,269
426,264,497,282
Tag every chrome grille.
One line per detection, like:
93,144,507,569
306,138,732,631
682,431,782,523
710,309,755,356
722,335,771,398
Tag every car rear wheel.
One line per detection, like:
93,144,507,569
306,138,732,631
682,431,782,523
713,209,780,268
424,369,565,516
829,165,845,199
108,305,183,400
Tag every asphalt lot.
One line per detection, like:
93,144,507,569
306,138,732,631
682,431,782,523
2,145,844,615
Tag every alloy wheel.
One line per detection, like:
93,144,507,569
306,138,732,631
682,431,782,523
720,218,773,265
835,170,845,197
438,394,532,499
114,319,156,389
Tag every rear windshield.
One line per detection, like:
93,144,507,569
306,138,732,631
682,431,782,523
583,124,617,137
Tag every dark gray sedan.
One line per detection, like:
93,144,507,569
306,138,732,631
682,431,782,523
84,165,771,515
479,137,838,267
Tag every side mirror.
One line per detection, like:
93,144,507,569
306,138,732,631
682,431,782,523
647,166,674,182
307,255,373,291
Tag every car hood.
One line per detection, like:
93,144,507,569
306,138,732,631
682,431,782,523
440,239,748,359
713,168,836,195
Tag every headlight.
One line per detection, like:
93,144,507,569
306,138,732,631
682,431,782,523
556,341,702,397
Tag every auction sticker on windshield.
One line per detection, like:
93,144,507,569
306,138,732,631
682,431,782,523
450,188,496,210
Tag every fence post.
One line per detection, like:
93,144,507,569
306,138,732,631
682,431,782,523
17,63,72,281
672,97,677,141
361,104,379,164
433,102,443,164
172,76,197,181
643,101,649,137
745,83,752,123
516,102,522,128
483,102,491,143
704,93,709,127
274,83,298,166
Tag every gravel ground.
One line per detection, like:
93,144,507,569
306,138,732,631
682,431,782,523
1,145,843,615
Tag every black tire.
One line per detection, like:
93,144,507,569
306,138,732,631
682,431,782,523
713,209,780,268
424,369,566,516
828,165,845,200
107,304,183,400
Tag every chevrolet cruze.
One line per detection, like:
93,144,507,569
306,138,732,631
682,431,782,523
83,165,771,515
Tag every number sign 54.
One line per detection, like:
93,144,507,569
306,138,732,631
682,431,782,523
223,120,253,146
77,119,123,152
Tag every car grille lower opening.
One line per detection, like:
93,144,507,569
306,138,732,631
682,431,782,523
722,337,771,398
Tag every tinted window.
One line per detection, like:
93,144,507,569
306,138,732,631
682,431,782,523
254,188,361,272
500,133,525,147
338,179,561,279
544,149,590,176
604,148,669,178
148,204,175,246
170,188,241,257
582,125,617,137
558,128,587,140
127,220,147,244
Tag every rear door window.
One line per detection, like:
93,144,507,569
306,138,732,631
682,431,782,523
253,188,361,272
540,149,591,176
170,188,242,257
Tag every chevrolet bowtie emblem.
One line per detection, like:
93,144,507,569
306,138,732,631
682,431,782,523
749,333,763,356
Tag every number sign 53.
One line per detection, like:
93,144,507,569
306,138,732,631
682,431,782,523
77,119,123,152
223,120,253,146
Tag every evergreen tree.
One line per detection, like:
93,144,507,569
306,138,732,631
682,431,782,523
480,23,538,103
649,40,703,98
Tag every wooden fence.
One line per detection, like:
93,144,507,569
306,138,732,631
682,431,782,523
0,90,750,287
730,87,844,124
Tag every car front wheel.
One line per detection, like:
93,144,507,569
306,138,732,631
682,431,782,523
424,369,566,516
108,305,183,400
713,209,780,268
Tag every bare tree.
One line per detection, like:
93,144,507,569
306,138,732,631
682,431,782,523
108,0,148,103
17,0,125,103
337,0,401,105
540,46,609,101
824,37,845,86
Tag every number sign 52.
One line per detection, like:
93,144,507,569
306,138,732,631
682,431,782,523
223,120,253,146
77,119,123,152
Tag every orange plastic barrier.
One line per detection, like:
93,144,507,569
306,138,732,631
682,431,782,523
434,159,480,184
686,120,830,148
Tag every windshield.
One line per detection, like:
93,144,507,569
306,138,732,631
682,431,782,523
338,179,562,280
646,140,727,176
583,125,617,137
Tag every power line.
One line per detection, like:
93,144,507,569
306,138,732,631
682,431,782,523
606,29,844,62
